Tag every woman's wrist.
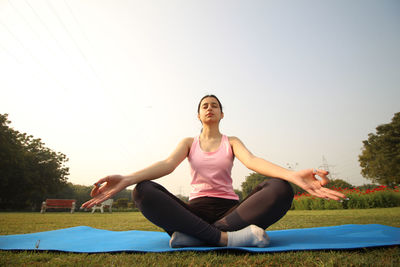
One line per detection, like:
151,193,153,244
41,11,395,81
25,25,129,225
123,173,140,186
281,169,295,183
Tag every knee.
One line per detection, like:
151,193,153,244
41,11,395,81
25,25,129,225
262,178,294,201
132,180,156,202
275,178,294,200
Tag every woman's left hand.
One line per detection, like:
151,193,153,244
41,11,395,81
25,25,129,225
291,169,346,201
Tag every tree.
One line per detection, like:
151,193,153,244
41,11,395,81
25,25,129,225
0,114,69,210
176,194,189,202
241,172,305,198
241,173,269,198
234,189,243,202
359,112,400,187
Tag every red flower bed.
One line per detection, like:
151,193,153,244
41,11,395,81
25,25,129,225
292,185,400,210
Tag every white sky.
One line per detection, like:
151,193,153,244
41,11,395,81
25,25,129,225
1,0,399,195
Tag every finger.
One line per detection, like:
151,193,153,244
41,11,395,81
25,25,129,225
309,189,337,201
312,168,328,174
94,187,121,205
319,169,329,175
319,176,330,186
81,198,96,209
315,170,330,186
90,185,106,198
307,183,341,200
306,188,326,199
97,176,109,185
319,187,346,201
90,177,109,197
322,187,346,199
92,194,112,207
85,196,105,209
320,190,340,200
83,188,110,208
90,186,99,198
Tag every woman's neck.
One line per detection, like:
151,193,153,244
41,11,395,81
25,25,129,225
200,125,222,140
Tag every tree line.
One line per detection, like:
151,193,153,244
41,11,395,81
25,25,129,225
1,112,399,210
1,114,69,210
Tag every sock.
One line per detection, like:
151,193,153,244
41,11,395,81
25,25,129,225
169,232,207,248
227,225,270,247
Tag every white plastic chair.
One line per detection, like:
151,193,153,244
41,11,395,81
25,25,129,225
91,199,113,213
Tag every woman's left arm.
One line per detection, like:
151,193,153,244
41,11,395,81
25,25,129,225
230,137,346,201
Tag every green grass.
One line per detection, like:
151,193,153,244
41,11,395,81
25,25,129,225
1,208,400,266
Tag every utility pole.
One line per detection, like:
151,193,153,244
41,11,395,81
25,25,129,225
286,162,298,170
319,155,336,180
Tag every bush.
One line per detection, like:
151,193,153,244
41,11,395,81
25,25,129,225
346,193,369,209
324,199,343,210
309,198,325,210
115,198,129,209
292,186,400,210
292,196,311,210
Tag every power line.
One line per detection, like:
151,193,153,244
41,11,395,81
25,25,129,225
22,0,71,59
8,0,39,37
4,1,135,162
66,1,140,162
63,0,92,47
0,16,68,91
8,0,72,68
45,0,99,82
60,0,140,161
0,40,22,64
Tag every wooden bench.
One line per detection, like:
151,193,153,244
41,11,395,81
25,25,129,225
40,199,76,213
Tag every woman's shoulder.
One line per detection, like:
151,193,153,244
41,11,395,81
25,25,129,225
181,137,195,147
227,136,241,143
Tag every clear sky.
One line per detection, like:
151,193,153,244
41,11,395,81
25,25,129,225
1,0,399,196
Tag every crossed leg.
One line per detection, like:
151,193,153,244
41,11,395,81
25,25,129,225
132,178,294,247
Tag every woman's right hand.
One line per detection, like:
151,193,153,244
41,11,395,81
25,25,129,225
80,138,192,210
81,175,131,209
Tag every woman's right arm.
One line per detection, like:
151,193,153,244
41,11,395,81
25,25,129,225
125,137,193,184
81,137,193,209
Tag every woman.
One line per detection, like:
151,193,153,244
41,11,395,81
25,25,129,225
82,95,346,248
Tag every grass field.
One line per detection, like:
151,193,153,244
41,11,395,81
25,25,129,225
1,208,399,266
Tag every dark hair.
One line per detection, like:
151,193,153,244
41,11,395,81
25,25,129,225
197,95,223,114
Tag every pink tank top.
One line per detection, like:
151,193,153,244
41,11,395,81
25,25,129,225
188,135,239,201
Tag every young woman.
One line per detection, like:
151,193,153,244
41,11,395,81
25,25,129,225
82,95,346,248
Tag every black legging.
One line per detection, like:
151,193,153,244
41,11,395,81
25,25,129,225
133,178,294,245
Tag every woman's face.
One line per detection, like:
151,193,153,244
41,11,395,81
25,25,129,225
198,97,224,124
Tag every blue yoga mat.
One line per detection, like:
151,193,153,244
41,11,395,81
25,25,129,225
0,224,399,253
